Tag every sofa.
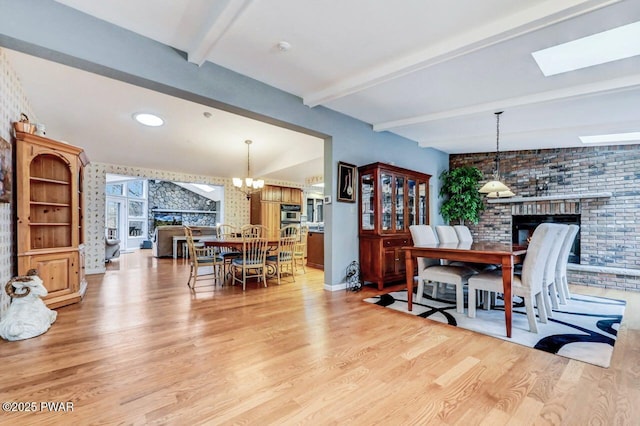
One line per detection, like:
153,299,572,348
152,225,217,258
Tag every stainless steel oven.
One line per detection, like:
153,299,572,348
281,204,302,223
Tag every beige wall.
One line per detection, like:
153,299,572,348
0,48,36,317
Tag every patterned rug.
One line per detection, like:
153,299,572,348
363,286,625,368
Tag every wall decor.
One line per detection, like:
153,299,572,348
337,161,356,203
0,137,11,203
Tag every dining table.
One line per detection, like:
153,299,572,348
403,241,527,338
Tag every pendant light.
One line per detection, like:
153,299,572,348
232,139,264,199
479,111,514,197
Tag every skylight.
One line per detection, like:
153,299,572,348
580,132,640,144
532,21,640,76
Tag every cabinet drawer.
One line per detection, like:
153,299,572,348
383,238,409,248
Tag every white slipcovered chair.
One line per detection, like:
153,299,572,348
453,225,473,243
467,223,565,333
409,225,475,313
435,225,459,244
541,224,570,316
555,224,580,304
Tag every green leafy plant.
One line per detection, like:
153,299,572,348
439,166,485,225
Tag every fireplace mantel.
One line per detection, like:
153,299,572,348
487,191,612,204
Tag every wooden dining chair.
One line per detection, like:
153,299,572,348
293,225,308,274
231,236,269,291
184,226,223,290
468,223,565,333
280,224,299,238
217,224,240,278
267,234,297,285
241,224,268,238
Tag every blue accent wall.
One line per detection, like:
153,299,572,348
0,0,449,287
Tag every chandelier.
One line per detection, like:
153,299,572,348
233,139,264,199
479,111,514,198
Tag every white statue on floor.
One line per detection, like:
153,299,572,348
0,270,57,341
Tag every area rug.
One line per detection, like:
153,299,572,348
363,287,625,368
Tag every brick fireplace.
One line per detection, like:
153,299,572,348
450,144,640,291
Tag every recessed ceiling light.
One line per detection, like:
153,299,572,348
277,41,292,52
133,113,164,127
580,132,640,144
532,21,640,76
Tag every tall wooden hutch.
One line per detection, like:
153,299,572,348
358,162,430,290
14,131,89,309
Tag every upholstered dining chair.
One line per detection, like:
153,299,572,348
555,224,579,304
435,225,459,244
184,226,223,290
541,224,570,316
467,223,565,333
267,234,297,285
453,225,473,243
409,225,476,313
231,236,269,291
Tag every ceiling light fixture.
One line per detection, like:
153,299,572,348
479,111,514,198
233,140,264,199
532,21,640,76
133,112,164,127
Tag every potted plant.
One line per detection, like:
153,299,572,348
439,166,484,225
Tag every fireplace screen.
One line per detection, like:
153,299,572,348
512,214,580,263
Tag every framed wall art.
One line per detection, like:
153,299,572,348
0,137,11,203
337,161,356,203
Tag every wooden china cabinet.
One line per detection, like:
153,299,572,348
14,131,89,309
358,162,431,290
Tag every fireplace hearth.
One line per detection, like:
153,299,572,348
512,214,580,263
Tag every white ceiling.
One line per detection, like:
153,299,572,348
7,0,640,182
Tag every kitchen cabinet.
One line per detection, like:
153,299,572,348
358,162,431,290
15,131,89,308
306,231,324,270
250,185,302,239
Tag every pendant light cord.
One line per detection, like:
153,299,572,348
494,111,503,178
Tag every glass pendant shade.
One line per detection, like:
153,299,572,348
479,179,511,193
480,111,514,197
486,190,516,198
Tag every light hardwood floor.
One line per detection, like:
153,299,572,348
0,250,638,425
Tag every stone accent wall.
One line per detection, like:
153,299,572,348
147,181,220,235
450,145,640,291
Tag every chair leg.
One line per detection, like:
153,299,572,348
542,285,554,318
523,294,538,333
549,281,560,310
535,292,548,324
455,283,464,314
187,264,195,289
562,276,572,300
415,278,425,303
468,287,477,318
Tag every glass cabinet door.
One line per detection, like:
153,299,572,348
407,179,416,226
395,176,404,231
418,181,428,225
361,172,375,231
381,173,392,231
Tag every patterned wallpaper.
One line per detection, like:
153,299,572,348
84,162,304,274
0,48,36,318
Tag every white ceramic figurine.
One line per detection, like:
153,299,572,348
0,270,57,341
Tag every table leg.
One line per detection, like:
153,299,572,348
173,238,178,259
405,250,414,311
502,255,513,338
